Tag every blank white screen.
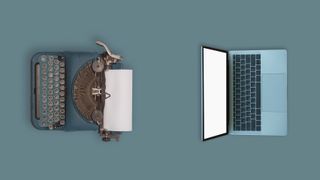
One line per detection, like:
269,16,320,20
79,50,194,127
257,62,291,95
202,47,227,140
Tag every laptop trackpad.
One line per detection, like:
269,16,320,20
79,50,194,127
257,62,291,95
261,74,287,112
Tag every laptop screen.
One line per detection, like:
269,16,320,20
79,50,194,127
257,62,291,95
201,46,228,140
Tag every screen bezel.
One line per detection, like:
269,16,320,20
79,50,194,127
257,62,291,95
201,46,229,141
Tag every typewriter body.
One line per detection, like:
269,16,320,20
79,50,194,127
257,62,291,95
31,41,131,141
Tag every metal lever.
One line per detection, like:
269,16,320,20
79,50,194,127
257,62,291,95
96,40,122,60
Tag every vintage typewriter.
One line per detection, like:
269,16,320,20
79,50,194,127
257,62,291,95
31,41,133,142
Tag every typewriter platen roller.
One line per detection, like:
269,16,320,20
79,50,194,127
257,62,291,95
31,41,132,142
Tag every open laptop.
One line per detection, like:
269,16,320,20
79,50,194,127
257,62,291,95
200,46,287,141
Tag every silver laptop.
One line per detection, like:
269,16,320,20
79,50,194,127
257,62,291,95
201,46,287,140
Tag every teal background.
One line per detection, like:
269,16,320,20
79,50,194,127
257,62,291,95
0,0,319,179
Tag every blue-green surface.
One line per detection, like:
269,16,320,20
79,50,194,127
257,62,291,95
0,0,319,179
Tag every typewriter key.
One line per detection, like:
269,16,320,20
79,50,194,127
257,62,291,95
53,116,59,122
48,78,53,84
41,116,47,121
60,108,65,113
59,85,65,90
48,58,53,65
54,94,59,100
54,106,59,111
42,103,47,109
48,84,53,89
54,59,59,65
42,86,47,91
54,71,59,76
59,120,65,125
41,75,47,81
60,103,65,108
42,97,47,103
60,79,65,85
48,107,53,113
48,67,53,72
48,112,53,118
54,111,59,117
48,72,54,78
60,61,65,67
48,101,53,106
42,81,47,86
60,73,65,79
60,97,65,102
41,63,47,69
48,95,53,101
60,68,65,73
42,109,47,114
60,115,65,120
59,91,65,96
40,122,46,128
54,64,59,70
54,76,59,82
54,100,59,106
40,55,48,62
41,122,46,127
48,90,53,95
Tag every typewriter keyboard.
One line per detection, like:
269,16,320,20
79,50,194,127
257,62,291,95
36,55,66,128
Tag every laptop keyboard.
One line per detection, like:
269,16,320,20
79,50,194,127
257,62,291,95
233,54,261,131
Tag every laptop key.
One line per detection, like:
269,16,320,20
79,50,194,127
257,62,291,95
256,83,261,108
246,123,251,131
256,65,261,70
257,59,261,64
251,121,256,131
251,59,255,66
241,124,246,130
246,54,250,60
256,76,261,82
256,108,261,114
256,126,261,131
256,54,261,59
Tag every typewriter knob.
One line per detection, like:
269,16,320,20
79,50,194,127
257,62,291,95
91,110,103,123
92,57,105,72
